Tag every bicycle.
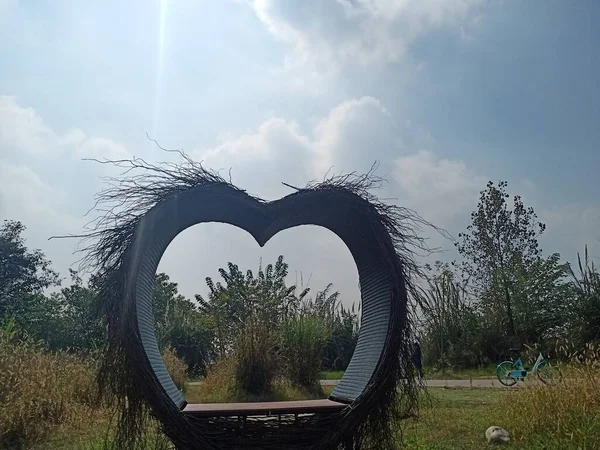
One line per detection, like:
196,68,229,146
496,348,553,386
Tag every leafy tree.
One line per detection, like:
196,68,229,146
0,220,59,322
456,181,545,338
510,253,571,345
195,256,302,393
195,256,357,392
48,270,106,351
153,272,213,375
196,256,304,357
153,272,187,342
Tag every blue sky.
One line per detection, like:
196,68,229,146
1,0,598,305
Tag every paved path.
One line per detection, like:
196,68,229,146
321,378,517,388
188,378,517,388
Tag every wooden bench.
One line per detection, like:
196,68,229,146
183,399,348,417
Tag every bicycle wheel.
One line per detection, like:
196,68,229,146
496,361,518,386
537,360,553,384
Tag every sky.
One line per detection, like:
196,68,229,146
1,0,599,307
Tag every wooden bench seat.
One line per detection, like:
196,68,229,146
182,399,348,417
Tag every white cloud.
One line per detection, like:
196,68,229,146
394,150,487,227
2,95,598,305
313,97,398,175
62,129,130,161
391,150,600,265
0,162,87,284
539,204,600,263
0,96,132,282
194,96,400,200
194,117,314,200
0,95,55,155
251,0,486,72
180,95,413,303
0,96,130,161
0,162,84,232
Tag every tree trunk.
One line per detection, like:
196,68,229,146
504,281,516,337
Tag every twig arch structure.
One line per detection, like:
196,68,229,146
81,157,422,450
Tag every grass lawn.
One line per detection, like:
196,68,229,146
36,383,337,450
35,385,598,449
318,370,345,380
320,367,498,381
402,388,514,449
402,385,600,450
424,365,497,380
186,381,335,403
37,387,509,450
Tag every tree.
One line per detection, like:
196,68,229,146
195,256,303,357
153,272,213,374
509,253,570,346
48,270,106,351
456,181,545,338
195,255,352,393
0,220,59,322
153,272,187,342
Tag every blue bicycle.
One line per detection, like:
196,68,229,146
496,348,552,386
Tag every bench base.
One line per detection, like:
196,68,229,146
182,399,348,417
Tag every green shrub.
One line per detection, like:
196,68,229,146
279,314,331,388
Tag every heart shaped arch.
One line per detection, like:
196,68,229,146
76,155,425,450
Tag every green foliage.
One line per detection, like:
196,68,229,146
197,256,302,393
0,220,60,328
418,261,483,370
300,283,359,372
443,180,573,364
47,270,106,351
196,256,356,394
279,314,331,387
566,246,600,346
196,256,302,356
455,181,546,338
153,273,214,376
509,253,571,345
418,181,596,369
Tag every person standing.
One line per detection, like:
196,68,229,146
411,341,424,379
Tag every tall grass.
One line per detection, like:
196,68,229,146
234,322,276,395
499,342,600,448
0,321,98,449
0,320,192,450
187,356,330,404
279,315,331,388
161,345,187,392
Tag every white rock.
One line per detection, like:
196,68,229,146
485,426,510,444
